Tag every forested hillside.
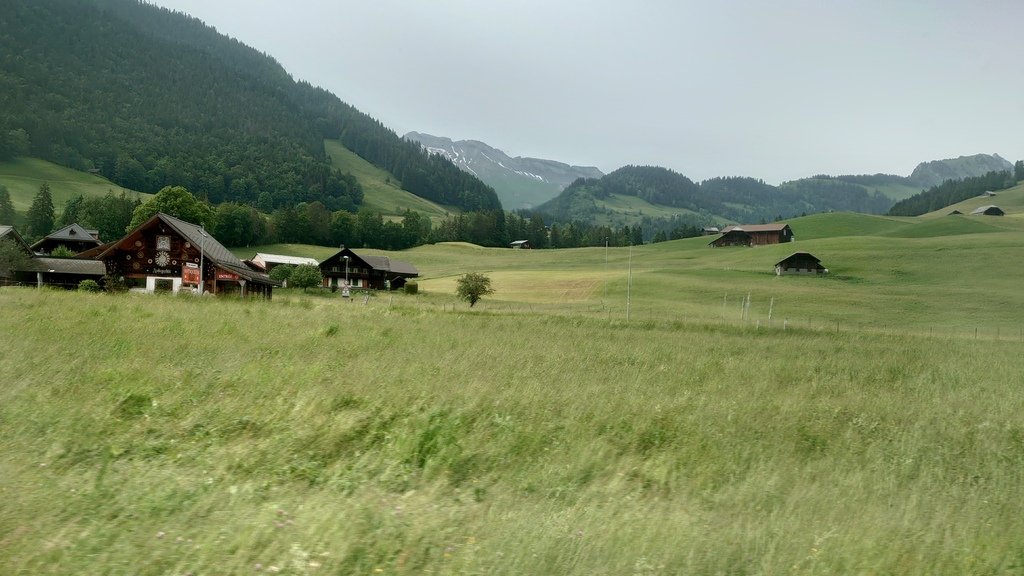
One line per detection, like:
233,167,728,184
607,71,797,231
536,166,893,234
888,169,1020,216
0,0,499,214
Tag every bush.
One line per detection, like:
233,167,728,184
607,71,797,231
78,279,101,292
456,272,494,307
101,274,127,293
404,281,418,295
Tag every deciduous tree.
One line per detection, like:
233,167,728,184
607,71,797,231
456,272,494,307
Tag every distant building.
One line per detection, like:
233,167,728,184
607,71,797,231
970,205,1004,216
509,240,532,249
709,223,794,247
948,210,963,215
246,252,319,272
30,223,103,255
983,191,998,197
775,252,827,276
701,226,720,236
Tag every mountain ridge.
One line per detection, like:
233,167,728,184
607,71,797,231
404,132,603,210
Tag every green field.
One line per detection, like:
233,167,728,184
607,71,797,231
0,157,148,221
323,140,453,222
4,207,1024,574
592,193,704,226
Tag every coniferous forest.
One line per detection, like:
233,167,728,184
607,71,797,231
0,0,499,217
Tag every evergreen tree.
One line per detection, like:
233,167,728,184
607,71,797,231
0,185,16,224
26,183,55,240
1015,160,1024,182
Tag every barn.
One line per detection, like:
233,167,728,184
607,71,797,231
710,223,794,247
970,205,1004,216
775,252,827,276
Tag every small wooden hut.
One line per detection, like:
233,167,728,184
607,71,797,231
775,252,827,276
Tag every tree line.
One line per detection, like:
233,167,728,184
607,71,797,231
887,169,1019,216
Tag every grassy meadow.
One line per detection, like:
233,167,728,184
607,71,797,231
4,207,1024,574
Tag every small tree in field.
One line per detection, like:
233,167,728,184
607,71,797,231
456,272,494,307
289,263,323,292
269,264,294,285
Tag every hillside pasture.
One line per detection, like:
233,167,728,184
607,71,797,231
324,139,453,221
0,157,148,218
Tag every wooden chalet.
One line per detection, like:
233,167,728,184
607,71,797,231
775,252,827,276
702,226,721,235
709,223,794,247
319,247,419,290
96,212,278,297
970,205,1004,216
509,240,532,249
31,223,103,255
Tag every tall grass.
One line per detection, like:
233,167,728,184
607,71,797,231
2,288,1022,574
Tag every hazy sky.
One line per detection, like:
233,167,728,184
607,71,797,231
151,0,1023,184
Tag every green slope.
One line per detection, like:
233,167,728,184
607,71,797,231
591,193,707,226
0,157,148,218
323,140,453,221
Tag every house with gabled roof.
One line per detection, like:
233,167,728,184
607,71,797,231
709,223,794,247
31,223,103,255
775,252,827,276
319,247,418,290
96,212,278,297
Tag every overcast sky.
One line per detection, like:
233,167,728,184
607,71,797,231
151,0,1023,184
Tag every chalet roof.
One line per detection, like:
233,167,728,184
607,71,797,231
24,257,106,276
775,252,821,266
0,225,31,252
971,205,1003,215
509,240,530,246
721,223,790,233
30,223,104,250
99,212,278,286
251,253,319,268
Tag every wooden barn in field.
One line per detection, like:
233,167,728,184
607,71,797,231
709,223,794,247
775,252,827,276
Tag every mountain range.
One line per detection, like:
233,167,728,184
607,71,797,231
404,132,603,211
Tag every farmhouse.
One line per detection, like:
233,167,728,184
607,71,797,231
97,212,277,297
3,224,106,288
775,252,827,276
971,205,1004,216
701,226,721,235
509,240,532,249
31,223,103,255
320,247,418,290
709,223,794,247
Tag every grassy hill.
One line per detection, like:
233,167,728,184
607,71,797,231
4,208,1024,574
323,140,454,222
0,157,148,219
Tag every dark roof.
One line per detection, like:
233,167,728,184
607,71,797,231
24,257,106,276
98,212,279,286
971,205,1003,215
775,252,822,266
30,223,103,250
721,223,791,233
